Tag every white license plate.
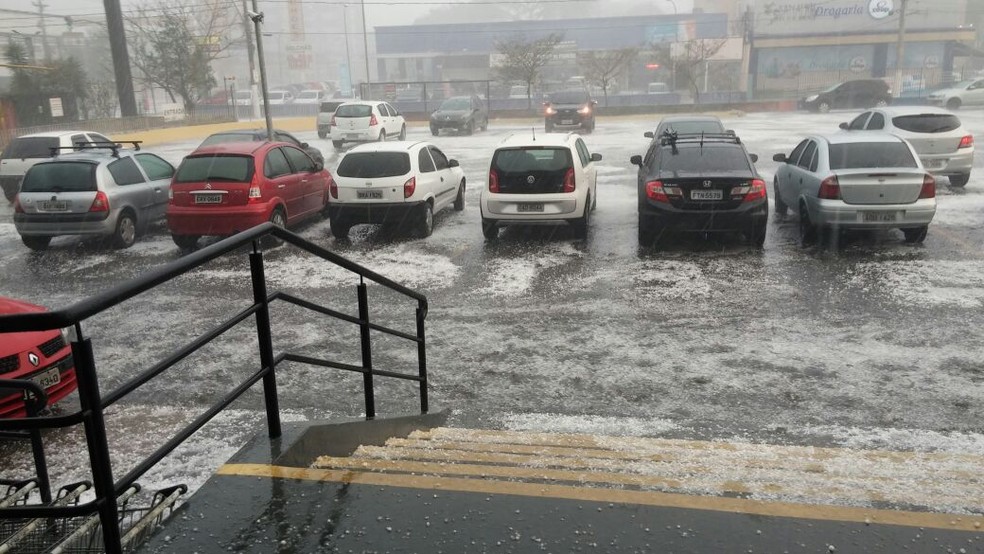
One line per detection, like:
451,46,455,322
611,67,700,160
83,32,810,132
924,159,947,170
346,133,360,139
30,367,61,390
862,211,898,222
560,120,574,125
195,194,222,204
517,203,544,213
691,190,723,201
357,190,383,199
39,200,69,211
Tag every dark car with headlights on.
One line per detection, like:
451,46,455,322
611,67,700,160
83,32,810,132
543,89,596,133
429,95,488,136
632,132,766,247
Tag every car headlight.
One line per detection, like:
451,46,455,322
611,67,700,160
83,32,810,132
806,95,818,102
577,106,592,115
545,107,557,115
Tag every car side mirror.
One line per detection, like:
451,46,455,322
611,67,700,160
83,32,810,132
773,153,787,163
590,153,602,162
749,154,759,163
726,129,736,136
301,142,309,148
313,162,324,171
839,122,849,130
644,131,654,138
630,155,642,166
449,159,460,168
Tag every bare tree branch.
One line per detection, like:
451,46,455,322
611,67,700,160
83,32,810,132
493,33,564,109
581,47,639,106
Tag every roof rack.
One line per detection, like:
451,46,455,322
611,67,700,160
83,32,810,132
659,131,741,146
48,141,142,158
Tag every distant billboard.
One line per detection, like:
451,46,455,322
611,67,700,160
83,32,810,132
755,0,967,36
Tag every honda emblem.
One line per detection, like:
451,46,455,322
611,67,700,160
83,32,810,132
527,175,535,184
28,352,39,367
702,180,712,188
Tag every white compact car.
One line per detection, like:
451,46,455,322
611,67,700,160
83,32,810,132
327,141,464,239
329,101,407,149
480,132,601,239
773,133,936,244
839,107,973,187
1,130,116,202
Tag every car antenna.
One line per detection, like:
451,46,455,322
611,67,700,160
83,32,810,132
532,126,536,141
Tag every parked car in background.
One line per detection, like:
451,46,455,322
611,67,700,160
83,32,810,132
198,129,324,166
317,101,346,138
1,130,116,202
328,141,464,239
839,107,973,187
329,101,407,149
429,95,489,136
267,90,294,105
14,143,174,250
295,90,328,104
543,89,597,133
0,296,77,418
632,132,766,247
481,132,601,239
233,90,253,106
166,141,332,250
800,79,892,113
773,133,936,244
926,78,984,110
648,115,727,139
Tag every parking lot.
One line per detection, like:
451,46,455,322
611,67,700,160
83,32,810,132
1,110,983,507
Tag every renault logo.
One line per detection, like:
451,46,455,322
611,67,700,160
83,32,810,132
527,175,535,184
28,352,39,367
702,180,712,188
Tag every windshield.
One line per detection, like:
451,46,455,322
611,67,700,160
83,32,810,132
548,90,589,104
892,114,961,133
20,161,97,192
2,137,59,159
335,104,372,117
336,152,411,178
660,145,750,172
174,155,254,182
439,98,470,110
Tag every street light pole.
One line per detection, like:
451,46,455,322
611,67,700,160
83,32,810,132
361,0,371,96
343,4,354,95
248,1,274,141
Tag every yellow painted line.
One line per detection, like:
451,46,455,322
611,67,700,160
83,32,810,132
385,438,672,461
217,463,984,532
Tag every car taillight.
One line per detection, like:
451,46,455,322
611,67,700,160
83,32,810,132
958,135,974,149
562,168,575,193
818,175,841,200
13,196,23,213
369,114,378,126
247,172,262,203
404,176,416,198
329,176,338,199
919,173,936,199
646,180,669,202
89,191,110,212
330,115,337,126
742,179,767,202
488,169,499,193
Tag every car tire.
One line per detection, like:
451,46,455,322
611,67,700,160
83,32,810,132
330,219,350,239
415,202,434,238
946,98,962,110
799,204,818,246
112,211,137,249
332,140,343,149
318,130,327,139
430,125,439,136
172,234,200,250
262,207,287,247
949,173,970,187
378,130,386,142
748,221,767,248
545,122,554,133
571,196,591,238
453,180,465,211
482,218,498,240
817,101,831,113
591,193,597,212
21,235,51,251
399,125,407,140
903,226,928,244
638,216,662,247
774,179,788,217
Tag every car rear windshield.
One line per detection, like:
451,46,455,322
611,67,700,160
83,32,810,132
20,162,97,192
828,143,917,169
548,91,589,104
199,133,257,147
661,122,725,134
3,137,59,159
319,101,344,113
891,114,961,133
660,146,750,172
335,104,372,118
175,155,254,183
492,147,573,173
336,152,411,178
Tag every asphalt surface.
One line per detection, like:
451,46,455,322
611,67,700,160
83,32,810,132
0,110,983,514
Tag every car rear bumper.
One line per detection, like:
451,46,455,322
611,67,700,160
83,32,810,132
545,116,591,128
14,212,115,236
481,193,583,222
329,201,424,224
920,149,973,176
330,128,378,143
812,198,936,229
167,204,272,236
639,199,767,231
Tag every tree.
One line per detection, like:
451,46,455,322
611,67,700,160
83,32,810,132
127,1,236,112
493,33,563,109
656,38,728,104
4,42,88,125
581,47,639,106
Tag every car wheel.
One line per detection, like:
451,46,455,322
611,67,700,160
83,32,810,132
946,98,962,110
318,130,327,139
817,101,831,113
330,219,350,239
332,140,343,149
637,216,662,247
415,202,434,238
399,125,407,140
430,125,439,136
545,122,554,133
261,207,286,247
482,218,498,240
774,179,788,217
465,121,474,136
378,130,386,142
903,226,928,244
949,173,970,187
571,195,591,238
748,221,767,248
453,180,465,211
172,234,200,250
591,193,597,212
798,204,818,246
21,235,51,251
112,211,137,249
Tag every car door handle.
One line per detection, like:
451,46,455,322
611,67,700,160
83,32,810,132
154,189,161,193
278,184,286,189
300,179,308,183
440,177,444,182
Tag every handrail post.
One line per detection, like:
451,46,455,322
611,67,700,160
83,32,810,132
250,247,282,439
357,281,375,420
26,397,51,504
416,305,428,414
73,335,123,554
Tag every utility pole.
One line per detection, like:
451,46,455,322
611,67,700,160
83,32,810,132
361,0,371,95
34,0,51,60
103,0,138,117
248,1,274,141
241,0,260,119
894,0,907,98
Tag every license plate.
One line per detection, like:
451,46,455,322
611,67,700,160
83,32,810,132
39,200,69,211
30,368,61,391
862,211,898,222
923,159,947,170
561,119,574,125
347,134,360,139
357,190,383,199
691,190,723,201
195,194,222,204
517,203,544,213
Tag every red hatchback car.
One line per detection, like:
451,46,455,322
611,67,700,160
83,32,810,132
0,297,78,418
166,141,333,249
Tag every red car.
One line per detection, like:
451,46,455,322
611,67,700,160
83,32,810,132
166,141,333,249
0,297,78,418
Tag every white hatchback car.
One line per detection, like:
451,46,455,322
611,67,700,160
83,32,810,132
773,133,936,244
1,130,116,202
480,132,601,239
839,107,973,187
327,141,465,239
329,101,407,149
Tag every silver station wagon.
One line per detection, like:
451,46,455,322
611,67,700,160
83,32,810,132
13,143,175,250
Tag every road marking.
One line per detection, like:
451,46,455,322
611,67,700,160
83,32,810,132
217,463,984,532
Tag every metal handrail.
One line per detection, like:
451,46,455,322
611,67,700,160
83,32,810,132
0,223,430,553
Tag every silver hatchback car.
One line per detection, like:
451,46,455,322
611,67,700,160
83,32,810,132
14,143,174,250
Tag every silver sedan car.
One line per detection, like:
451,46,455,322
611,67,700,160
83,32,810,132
14,145,174,250
838,106,973,187
773,133,936,244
